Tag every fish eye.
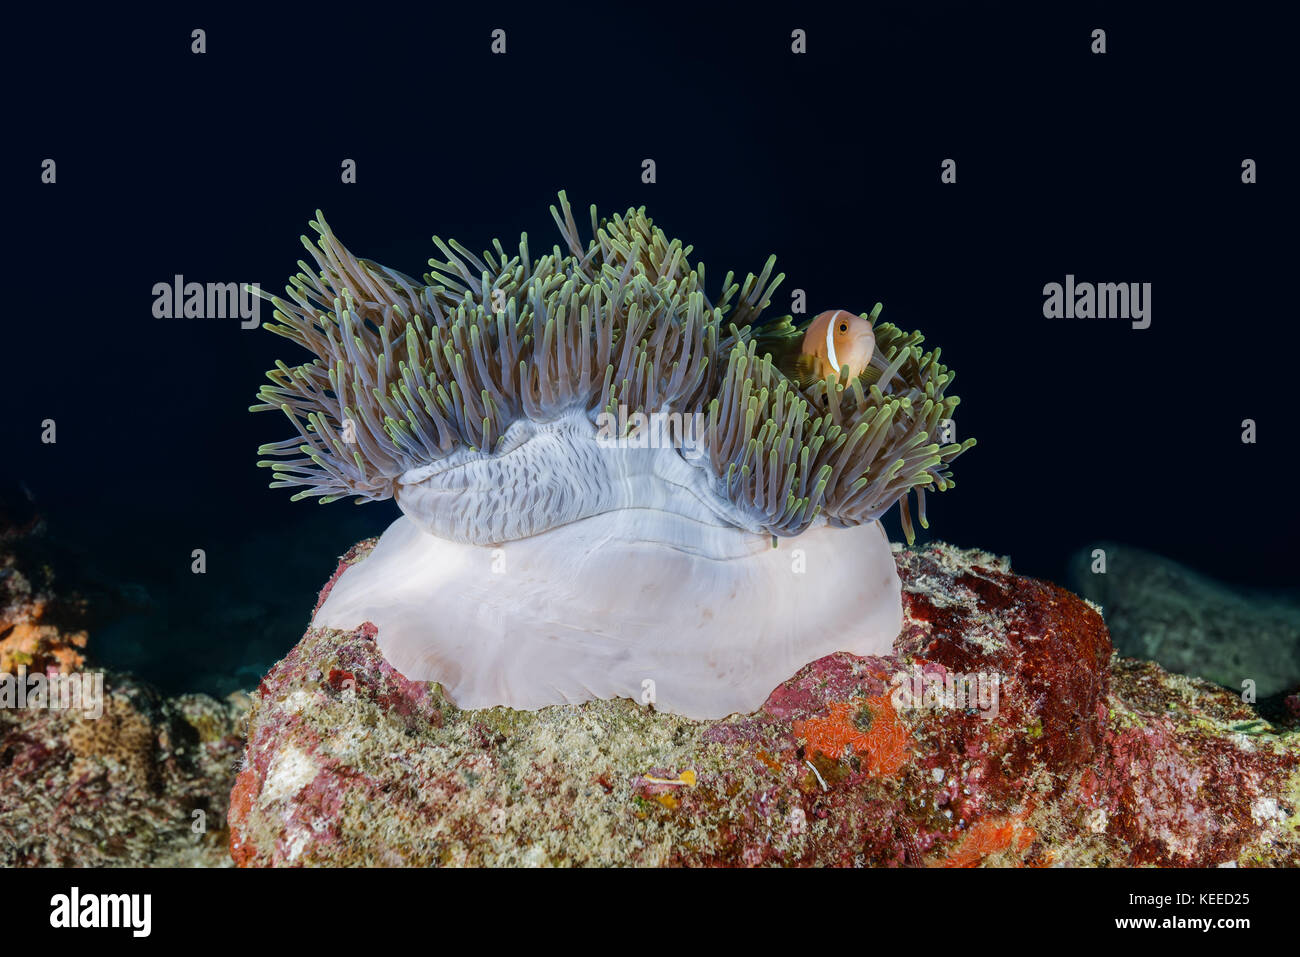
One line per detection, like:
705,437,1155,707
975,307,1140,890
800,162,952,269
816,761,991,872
838,323,848,333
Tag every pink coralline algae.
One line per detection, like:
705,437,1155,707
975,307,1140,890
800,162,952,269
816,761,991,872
227,540,1300,867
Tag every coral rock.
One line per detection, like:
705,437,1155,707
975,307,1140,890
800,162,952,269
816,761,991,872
228,540,1300,867
0,491,249,867
0,675,247,866
0,536,88,676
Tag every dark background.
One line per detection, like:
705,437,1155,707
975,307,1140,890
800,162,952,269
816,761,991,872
8,2,1294,694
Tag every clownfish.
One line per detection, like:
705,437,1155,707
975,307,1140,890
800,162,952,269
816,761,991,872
780,309,877,387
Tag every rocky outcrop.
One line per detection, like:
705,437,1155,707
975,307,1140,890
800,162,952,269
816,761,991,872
0,489,247,867
228,540,1300,867
1069,541,1300,701
0,676,247,866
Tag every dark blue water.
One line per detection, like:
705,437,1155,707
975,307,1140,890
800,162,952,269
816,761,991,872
8,3,1295,695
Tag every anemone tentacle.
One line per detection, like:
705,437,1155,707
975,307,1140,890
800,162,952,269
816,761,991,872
253,194,974,541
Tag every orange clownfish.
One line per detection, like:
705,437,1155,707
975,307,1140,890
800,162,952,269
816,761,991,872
793,309,876,386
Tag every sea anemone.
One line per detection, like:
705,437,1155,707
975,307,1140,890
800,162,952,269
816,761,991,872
252,194,974,718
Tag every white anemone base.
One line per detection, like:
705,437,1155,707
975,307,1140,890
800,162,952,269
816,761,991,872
313,512,902,720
